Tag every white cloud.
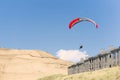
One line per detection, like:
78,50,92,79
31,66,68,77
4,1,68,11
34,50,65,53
56,49,89,63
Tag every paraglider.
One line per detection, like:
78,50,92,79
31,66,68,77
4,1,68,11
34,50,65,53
79,45,83,49
68,17,98,50
69,17,98,29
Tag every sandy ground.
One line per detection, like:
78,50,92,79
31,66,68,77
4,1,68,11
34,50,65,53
0,48,72,80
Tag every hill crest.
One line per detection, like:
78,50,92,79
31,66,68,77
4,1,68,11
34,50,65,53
0,48,72,80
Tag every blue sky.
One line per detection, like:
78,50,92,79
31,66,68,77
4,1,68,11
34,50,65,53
0,0,120,59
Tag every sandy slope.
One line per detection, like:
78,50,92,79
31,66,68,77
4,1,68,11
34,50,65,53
0,48,72,80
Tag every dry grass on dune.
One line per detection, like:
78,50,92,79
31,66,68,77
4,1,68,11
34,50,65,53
38,66,120,80
38,74,65,80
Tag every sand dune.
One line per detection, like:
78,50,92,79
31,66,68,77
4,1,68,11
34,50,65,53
0,48,72,80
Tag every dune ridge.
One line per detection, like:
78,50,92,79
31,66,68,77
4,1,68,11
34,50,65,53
0,48,72,80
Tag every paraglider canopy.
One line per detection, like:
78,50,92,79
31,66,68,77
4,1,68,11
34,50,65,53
69,17,98,29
